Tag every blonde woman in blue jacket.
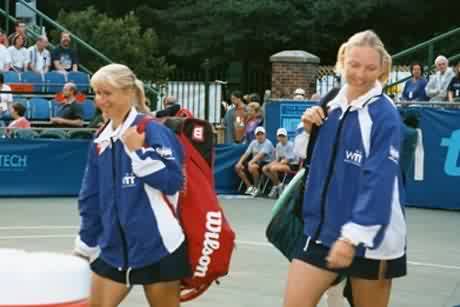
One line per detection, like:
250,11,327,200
74,64,190,307
283,30,407,307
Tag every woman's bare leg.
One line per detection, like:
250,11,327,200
143,280,181,307
88,273,131,307
283,259,338,307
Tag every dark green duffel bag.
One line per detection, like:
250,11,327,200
265,168,306,261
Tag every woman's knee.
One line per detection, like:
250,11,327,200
350,278,392,307
283,260,337,307
144,280,181,307
89,273,130,307
248,164,259,174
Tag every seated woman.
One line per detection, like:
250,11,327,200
244,102,263,143
235,126,273,197
263,128,299,198
401,62,429,101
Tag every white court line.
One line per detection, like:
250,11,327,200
0,226,78,230
1,230,459,271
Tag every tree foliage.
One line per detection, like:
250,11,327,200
52,7,172,81
39,0,460,70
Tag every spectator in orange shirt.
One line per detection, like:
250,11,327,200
7,102,31,135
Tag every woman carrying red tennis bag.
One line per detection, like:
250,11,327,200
138,116,236,301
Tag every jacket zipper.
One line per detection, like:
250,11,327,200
111,138,129,271
312,106,351,241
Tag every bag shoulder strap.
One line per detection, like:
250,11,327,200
304,88,340,166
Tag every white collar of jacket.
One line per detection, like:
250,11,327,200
94,107,138,151
328,81,383,113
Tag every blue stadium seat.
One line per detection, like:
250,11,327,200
29,98,51,120
3,71,20,84
45,72,66,93
82,99,96,121
12,129,39,139
67,71,90,92
21,72,44,92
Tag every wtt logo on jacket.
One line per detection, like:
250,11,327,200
122,173,136,188
344,149,363,167
441,129,460,176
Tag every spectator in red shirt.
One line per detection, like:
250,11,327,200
7,102,31,136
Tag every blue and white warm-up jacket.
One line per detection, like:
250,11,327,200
74,107,185,269
303,82,407,260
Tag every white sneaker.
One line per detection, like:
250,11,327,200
245,186,255,195
250,187,260,197
268,186,279,198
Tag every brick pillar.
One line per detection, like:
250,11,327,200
270,50,320,99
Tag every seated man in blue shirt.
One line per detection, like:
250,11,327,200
50,82,84,127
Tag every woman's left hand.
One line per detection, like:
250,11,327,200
123,126,145,152
326,239,356,269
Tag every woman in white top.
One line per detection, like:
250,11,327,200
8,34,29,72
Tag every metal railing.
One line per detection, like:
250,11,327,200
392,27,460,64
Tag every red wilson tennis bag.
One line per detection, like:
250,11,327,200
138,116,236,302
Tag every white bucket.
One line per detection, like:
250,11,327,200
0,249,90,306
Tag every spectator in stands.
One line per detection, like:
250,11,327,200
263,128,298,198
153,95,180,118
7,102,30,133
50,82,84,127
425,55,455,101
448,62,460,103
28,35,51,74
402,63,429,101
293,88,306,100
7,20,29,47
52,32,78,72
223,90,247,144
0,73,13,114
235,126,274,197
8,34,29,72
0,28,8,47
247,92,261,104
310,92,321,101
0,30,11,72
244,101,263,143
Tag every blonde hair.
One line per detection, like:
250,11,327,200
91,63,149,112
248,102,263,118
335,30,391,84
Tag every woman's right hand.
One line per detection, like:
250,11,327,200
301,106,326,127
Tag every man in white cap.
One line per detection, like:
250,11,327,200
293,88,306,100
235,126,274,196
425,55,455,101
263,128,299,198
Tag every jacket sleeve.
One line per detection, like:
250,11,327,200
425,75,438,98
128,122,184,195
75,143,101,261
341,118,401,248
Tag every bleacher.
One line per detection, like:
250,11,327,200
0,71,97,139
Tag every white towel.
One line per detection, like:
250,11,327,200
414,128,424,181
